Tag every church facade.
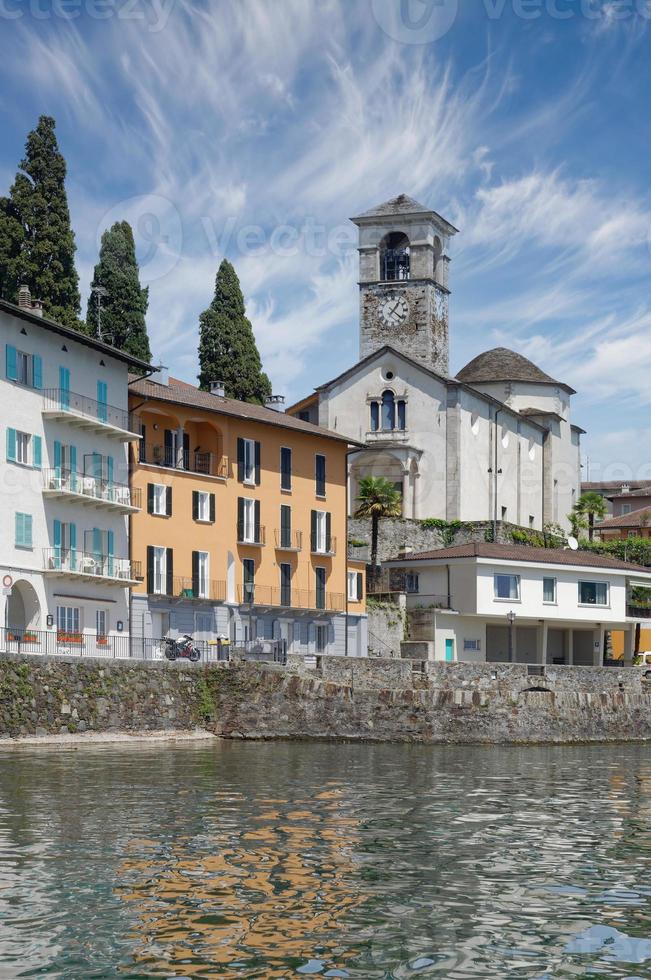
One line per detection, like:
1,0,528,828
288,195,583,533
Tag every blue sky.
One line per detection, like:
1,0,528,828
1,0,650,484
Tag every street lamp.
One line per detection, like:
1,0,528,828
507,610,516,663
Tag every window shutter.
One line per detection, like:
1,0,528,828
237,497,244,538
15,513,23,547
32,355,43,390
357,572,363,601
54,440,61,475
164,429,173,466
183,431,190,468
325,512,331,552
32,435,42,469
69,522,77,557
192,491,198,520
311,510,317,552
139,424,146,463
69,445,77,475
209,494,216,523
254,500,261,543
166,485,173,517
147,546,154,594
6,428,16,462
147,483,154,514
281,504,291,534
6,345,17,381
53,519,61,550
237,438,245,482
107,530,114,556
254,441,261,485
192,551,199,597
166,548,173,596
25,514,33,548
93,528,102,558
107,456,114,486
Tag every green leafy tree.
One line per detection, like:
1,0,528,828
87,221,151,361
567,510,588,539
574,491,607,542
355,476,403,571
0,116,82,329
198,259,271,404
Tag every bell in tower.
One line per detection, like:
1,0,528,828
351,194,458,376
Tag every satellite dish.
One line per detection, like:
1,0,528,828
567,537,579,551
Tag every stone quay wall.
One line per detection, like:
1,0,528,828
0,652,649,745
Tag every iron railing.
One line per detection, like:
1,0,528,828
151,577,227,601
42,388,139,435
0,627,133,659
236,584,345,612
42,469,141,509
140,445,228,478
237,524,266,546
628,604,651,619
43,549,140,583
274,529,303,551
311,536,337,556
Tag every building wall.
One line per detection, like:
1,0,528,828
0,308,132,638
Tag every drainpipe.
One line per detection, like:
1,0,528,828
491,408,503,541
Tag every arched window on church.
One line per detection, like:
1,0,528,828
380,232,410,282
381,390,395,430
370,401,379,432
397,400,406,430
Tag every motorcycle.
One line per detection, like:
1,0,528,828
164,634,201,662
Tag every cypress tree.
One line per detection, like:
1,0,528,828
87,221,152,362
198,259,272,404
0,116,82,329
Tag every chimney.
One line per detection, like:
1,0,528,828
621,484,630,495
398,545,413,559
18,285,31,309
210,381,225,397
265,394,285,412
31,299,44,318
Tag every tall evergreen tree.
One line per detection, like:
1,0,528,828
198,259,271,404
0,116,82,329
87,221,151,361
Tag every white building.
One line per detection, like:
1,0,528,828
0,291,150,654
288,195,583,532
384,542,649,666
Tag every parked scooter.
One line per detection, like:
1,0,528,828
164,634,201,662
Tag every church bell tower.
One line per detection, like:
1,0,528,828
351,194,458,376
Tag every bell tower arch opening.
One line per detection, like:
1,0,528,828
380,232,410,282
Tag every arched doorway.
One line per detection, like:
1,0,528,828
6,580,41,631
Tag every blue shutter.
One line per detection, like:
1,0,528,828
6,428,16,462
32,355,42,389
69,522,77,570
107,455,114,487
54,441,62,481
15,513,23,547
53,519,62,568
97,381,108,422
59,367,70,409
69,445,77,492
6,345,17,381
93,527,102,560
32,435,42,469
107,529,114,577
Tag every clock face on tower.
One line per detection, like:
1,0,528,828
379,294,409,328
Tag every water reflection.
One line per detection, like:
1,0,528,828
0,742,647,978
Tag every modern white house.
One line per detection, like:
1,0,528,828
384,542,651,666
0,290,151,655
288,195,583,532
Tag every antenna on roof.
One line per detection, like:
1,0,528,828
566,537,579,551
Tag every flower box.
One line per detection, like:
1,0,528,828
96,636,109,647
8,632,39,643
57,632,84,645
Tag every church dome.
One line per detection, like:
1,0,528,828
456,347,562,386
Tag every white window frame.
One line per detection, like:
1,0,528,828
197,551,209,598
463,639,481,652
197,491,210,522
243,438,256,485
57,605,80,634
16,350,31,387
347,571,358,602
542,576,557,605
314,510,327,553
15,430,31,465
578,580,610,607
621,503,632,515
153,546,167,595
405,572,419,594
152,484,167,516
96,609,108,637
242,498,256,543
493,573,521,602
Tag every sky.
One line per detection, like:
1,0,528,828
0,0,650,485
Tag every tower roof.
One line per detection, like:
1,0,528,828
456,347,575,393
351,194,459,234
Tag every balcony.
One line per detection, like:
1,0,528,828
43,549,141,585
42,470,142,514
236,585,345,612
42,389,141,442
237,524,266,547
139,445,228,479
311,536,337,557
274,529,303,552
150,577,226,601
628,604,651,620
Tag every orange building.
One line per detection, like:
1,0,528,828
128,373,366,656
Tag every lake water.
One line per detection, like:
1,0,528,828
0,741,649,979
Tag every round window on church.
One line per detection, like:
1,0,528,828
384,369,395,381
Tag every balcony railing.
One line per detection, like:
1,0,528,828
311,536,337,557
42,469,142,512
274,529,303,551
628,604,651,619
150,577,227,601
139,445,228,478
236,584,345,612
237,524,266,546
42,389,140,439
43,549,140,584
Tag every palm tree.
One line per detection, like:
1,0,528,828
355,476,403,571
574,491,607,542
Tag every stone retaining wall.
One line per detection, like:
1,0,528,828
348,517,518,563
0,652,649,745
